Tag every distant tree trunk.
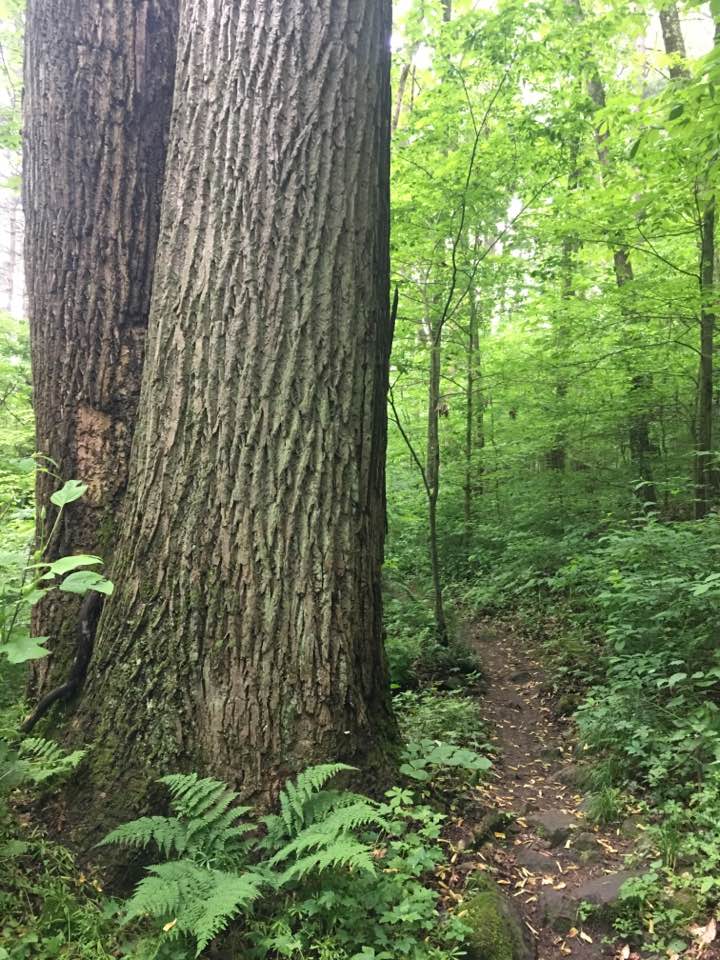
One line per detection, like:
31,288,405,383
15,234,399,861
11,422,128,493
442,0,452,22
659,3,687,79
23,0,178,697
658,5,716,517
1,192,20,314
393,61,413,132
464,290,484,549
427,312,449,645
585,72,658,509
696,201,715,517
547,139,580,472
72,0,396,826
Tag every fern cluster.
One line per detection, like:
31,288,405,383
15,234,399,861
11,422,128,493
102,764,394,957
0,735,85,801
103,764,469,959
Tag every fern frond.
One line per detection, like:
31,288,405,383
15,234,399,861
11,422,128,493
278,839,375,883
98,816,184,857
269,801,384,866
124,859,263,957
159,773,237,820
184,869,264,955
124,860,207,922
277,763,356,837
19,737,85,783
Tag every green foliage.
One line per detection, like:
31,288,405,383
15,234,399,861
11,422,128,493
393,686,489,751
0,832,123,960
0,477,114,666
399,738,491,785
552,519,720,794
103,767,470,959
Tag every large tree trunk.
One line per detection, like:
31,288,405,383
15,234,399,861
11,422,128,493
23,0,178,696
71,0,396,827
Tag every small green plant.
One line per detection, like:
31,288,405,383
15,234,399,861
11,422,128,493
393,686,490,751
584,785,625,826
399,738,491,785
0,477,113,666
102,766,470,959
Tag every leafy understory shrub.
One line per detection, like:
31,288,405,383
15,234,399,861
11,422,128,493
393,686,490,752
0,736,85,810
550,519,720,797
103,765,470,959
612,771,720,952
383,594,481,691
1,477,113,667
400,739,491,787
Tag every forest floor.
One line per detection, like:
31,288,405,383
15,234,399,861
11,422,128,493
465,619,639,960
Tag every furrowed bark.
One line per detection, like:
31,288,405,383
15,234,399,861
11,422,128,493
23,0,178,696
585,66,658,509
72,0,396,826
658,3,716,517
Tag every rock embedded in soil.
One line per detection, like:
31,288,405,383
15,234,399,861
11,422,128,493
538,888,577,934
530,810,579,847
555,764,586,788
574,871,639,908
570,831,601,853
462,876,537,960
510,670,533,683
514,844,557,873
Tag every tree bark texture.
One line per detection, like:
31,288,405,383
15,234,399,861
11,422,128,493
585,66,658,508
464,290,483,546
695,198,716,518
427,305,448,644
23,0,178,694
657,4,716,517
659,3,687,80
73,0,396,821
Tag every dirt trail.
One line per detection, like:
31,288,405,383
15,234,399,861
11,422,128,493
467,619,636,960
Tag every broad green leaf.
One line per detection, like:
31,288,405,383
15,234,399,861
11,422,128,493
50,479,88,507
58,570,114,596
0,634,50,663
40,554,103,578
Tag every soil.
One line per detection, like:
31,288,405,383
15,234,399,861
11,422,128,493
462,618,639,960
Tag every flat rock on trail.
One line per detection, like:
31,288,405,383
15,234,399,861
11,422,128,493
466,620,637,960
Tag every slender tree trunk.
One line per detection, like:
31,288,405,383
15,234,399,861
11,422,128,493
23,0,178,697
696,199,716,517
442,0,452,22
72,0,396,826
427,315,449,645
548,140,580,472
658,4,717,517
584,72,658,508
393,61,413,132
659,3,687,79
464,290,483,548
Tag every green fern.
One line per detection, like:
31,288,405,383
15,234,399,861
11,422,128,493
262,763,357,846
278,838,376,883
263,767,385,889
103,765,387,955
125,860,263,956
100,772,254,867
17,737,84,784
269,800,386,867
